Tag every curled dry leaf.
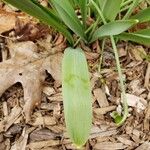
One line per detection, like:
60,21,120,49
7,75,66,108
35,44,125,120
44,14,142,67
0,9,16,34
0,41,62,122
0,9,30,34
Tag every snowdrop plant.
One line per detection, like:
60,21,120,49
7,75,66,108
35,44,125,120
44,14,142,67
3,0,150,147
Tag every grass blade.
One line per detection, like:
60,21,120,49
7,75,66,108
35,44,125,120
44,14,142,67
3,0,74,45
116,29,150,46
62,48,92,147
50,0,86,41
90,19,138,42
131,7,150,23
78,0,88,27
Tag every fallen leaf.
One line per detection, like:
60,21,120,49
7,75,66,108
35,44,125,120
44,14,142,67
0,10,16,34
0,41,62,122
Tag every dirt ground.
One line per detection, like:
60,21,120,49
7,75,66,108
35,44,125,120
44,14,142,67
0,1,150,150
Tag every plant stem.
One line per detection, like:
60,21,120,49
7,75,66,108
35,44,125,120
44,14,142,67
74,17,101,47
90,0,128,126
123,0,140,19
90,0,106,24
110,36,128,126
121,0,133,8
98,39,105,73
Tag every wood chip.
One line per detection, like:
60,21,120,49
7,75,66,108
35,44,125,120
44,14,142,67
135,142,150,150
27,140,60,149
90,127,117,139
144,63,150,88
32,116,56,126
94,106,116,115
93,88,109,107
117,136,135,146
10,128,29,150
94,142,126,150
0,106,22,132
144,102,150,131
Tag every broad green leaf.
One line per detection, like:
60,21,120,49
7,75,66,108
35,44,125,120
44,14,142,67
116,29,150,46
50,0,86,41
98,0,107,10
78,0,88,27
3,0,74,45
90,20,138,42
62,48,92,147
131,7,150,23
102,0,122,21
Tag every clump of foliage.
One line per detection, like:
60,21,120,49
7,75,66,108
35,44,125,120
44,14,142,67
3,0,150,148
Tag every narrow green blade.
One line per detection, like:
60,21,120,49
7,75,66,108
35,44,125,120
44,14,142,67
50,0,86,41
62,48,92,147
102,0,122,21
3,0,74,45
78,0,88,27
116,29,150,46
91,20,138,42
131,7,150,23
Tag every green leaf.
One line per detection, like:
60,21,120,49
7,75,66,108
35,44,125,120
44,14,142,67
3,0,74,45
78,0,88,27
50,0,86,41
102,0,122,21
91,20,138,42
62,48,92,147
98,0,107,10
116,29,150,46
131,7,150,23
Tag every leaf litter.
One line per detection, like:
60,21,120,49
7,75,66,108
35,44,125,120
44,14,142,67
0,3,149,150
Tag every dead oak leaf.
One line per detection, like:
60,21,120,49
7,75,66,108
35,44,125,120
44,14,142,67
0,41,62,122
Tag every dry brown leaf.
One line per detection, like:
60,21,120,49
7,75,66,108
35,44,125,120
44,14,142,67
0,41,62,122
0,10,16,34
0,9,31,34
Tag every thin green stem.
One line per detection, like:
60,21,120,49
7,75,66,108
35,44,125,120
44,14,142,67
90,0,128,126
90,0,106,24
123,0,140,19
121,0,133,8
98,39,105,73
110,36,128,126
74,19,100,47
120,5,131,13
